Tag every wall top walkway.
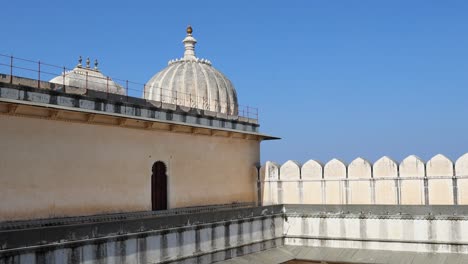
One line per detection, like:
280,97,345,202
4,204,468,252
284,204,468,219
218,245,468,264
0,204,283,251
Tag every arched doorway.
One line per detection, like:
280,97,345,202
151,161,167,211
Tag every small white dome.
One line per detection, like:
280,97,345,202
50,58,125,95
144,26,238,115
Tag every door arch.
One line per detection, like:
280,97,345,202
151,161,167,211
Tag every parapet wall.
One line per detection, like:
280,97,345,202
0,75,260,129
259,153,468,205
0,205,284,264
2,205,468,264
284,204,468,255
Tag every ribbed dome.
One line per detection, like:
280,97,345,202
50,57,125,95
144,27,238,115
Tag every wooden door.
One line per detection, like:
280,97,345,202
152,161,167,210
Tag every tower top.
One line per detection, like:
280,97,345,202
182,25,197,60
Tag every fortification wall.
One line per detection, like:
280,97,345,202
259,154,468,205
284,205,468,255
2,205,468,264
0,205,284,264
0,112,260,221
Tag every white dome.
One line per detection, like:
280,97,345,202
50,58,125,95
144,27,238,115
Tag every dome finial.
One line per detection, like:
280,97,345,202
77,56,82,68
182,25,197,60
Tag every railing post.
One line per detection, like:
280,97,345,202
38,60,41,89
86,72,88,90
10,56,13,84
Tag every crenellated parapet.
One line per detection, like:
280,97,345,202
258,153,468,205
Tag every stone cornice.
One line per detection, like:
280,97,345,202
0,83,278,140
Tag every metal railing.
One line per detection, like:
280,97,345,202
0,54,258,120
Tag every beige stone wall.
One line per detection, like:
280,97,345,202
426,154,453,205
0,114,260,221
261,153,468,206
373,156,398,204
280,160,301,204
301,160,323,204
399,155,425,205
348,158,372,204
456,154,468,204
261,162,280,205
323,159,347,204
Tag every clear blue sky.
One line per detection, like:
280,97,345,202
2,1,468,165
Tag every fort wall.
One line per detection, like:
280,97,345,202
0,205,284,264
0,113,260,221
260,153,468,205
0,79,270,222
2,205,468,263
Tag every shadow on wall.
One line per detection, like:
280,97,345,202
257,153,468,206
